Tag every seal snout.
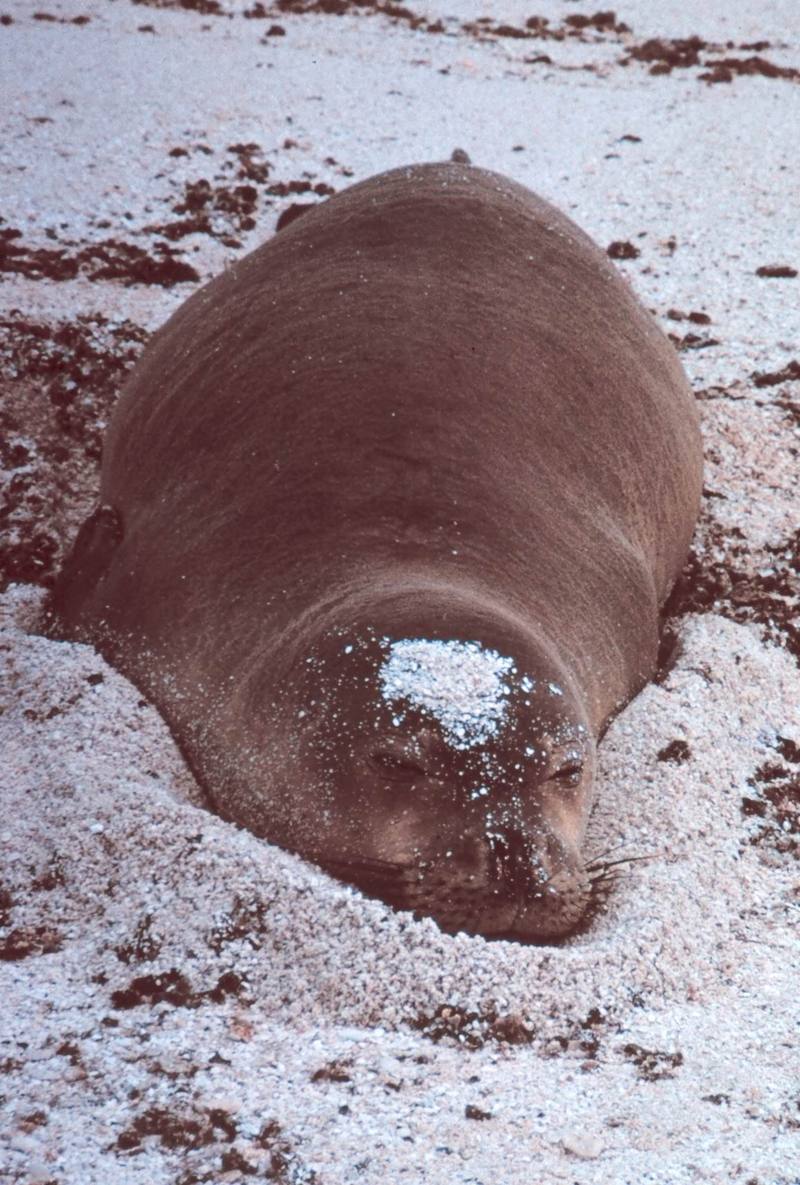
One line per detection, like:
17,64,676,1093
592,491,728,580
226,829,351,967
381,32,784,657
390,824,591,943
490,828,592,942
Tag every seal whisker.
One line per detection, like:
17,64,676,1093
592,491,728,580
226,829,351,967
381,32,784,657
587,871,623,891
583,840,657,867
584,841,633,864
316,855,409,874
587,863,629,882
316,861,412,885
586,870,625,907
584,853,658,874
314,856,416,899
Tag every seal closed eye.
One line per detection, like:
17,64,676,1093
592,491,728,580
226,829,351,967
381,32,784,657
50,161,702,943
370,748,427,780
549,762,583,787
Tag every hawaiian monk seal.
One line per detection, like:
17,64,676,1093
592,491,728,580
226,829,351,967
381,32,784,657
52,162,703,942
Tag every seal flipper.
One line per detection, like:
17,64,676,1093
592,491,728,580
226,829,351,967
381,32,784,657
48,504,123,636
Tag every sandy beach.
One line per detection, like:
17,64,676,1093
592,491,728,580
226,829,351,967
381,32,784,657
1,2,799,1182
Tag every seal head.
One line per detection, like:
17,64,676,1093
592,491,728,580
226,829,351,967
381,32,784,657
200,590,595,942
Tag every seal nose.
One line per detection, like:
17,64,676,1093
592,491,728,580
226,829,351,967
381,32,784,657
481,825,590,939
527,827,576,885
438,825,568,896
517,828,591,940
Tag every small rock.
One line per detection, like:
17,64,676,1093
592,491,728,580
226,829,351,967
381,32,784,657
561,1130,604,1159
203,1095,242,1115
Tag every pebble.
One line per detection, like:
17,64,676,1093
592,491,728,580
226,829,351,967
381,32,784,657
561,1130,605,1159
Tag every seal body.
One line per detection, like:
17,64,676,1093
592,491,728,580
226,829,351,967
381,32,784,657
53,163,703,941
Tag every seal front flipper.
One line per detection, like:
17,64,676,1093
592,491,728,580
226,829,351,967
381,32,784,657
48,504,123,636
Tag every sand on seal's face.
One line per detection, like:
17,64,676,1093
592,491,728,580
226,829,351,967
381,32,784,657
379,637,517,750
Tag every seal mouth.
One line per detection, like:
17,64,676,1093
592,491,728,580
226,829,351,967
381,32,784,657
316,835,592,945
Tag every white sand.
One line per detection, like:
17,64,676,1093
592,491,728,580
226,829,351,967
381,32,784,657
2,2,799,1183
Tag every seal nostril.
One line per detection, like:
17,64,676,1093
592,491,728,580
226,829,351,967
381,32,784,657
487,833,510,881
544,830,574,874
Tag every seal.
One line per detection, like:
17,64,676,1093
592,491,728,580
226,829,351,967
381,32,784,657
51,162,703,942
